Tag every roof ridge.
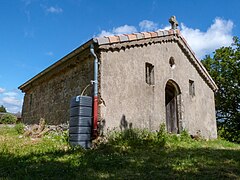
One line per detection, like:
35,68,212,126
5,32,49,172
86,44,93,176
94,29,181,45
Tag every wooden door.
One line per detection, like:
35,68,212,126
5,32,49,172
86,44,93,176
165,80,180,134
166,96,178,133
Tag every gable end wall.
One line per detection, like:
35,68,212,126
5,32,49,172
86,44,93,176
99,41,217,139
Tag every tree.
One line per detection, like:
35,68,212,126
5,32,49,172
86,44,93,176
202,37,240,143
0,105,7,113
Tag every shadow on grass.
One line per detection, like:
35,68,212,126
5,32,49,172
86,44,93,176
0,144,239,179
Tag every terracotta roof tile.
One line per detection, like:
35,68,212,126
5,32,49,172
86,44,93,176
149,32,158,38
142,32,151,38
126,34,137,41
108,36,120,43
96,37,109,45
96,29,183,46
163,30,169,36
175,29,180,34
168,29,174,35
119,35,129,42
96,29,182,45
134,33,144,39
156,30,164,36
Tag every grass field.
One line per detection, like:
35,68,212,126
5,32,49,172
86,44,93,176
0,125,240,179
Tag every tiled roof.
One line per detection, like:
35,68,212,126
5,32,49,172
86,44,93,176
92,29,196,59
94,29,180,45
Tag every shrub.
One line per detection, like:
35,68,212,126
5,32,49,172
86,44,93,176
156,123,167,146
0,113,17,124
14,123,25,134
104,125,167,151
180,129,192,141
44,130,69,144
218,125,240,144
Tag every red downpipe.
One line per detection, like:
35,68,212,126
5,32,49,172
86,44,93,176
93,96,98,137
90,43,98,138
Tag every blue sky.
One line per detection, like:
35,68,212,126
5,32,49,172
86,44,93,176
0,0,239,113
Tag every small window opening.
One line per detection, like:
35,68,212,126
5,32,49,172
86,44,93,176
169,57,175,68
145,62,154,85
189,80,195,96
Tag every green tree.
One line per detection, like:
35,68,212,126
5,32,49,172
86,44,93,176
202,37,240,143
0,105,7,113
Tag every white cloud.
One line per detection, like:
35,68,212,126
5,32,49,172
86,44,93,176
46,6,63,14
139,20,158,31
2,97,22,107
6,106,22,114
98,20,160,37
0,90,23,113
180,18,233,58
0,88,5,94
98,25,137,37
98,30,114,37
3,92,18,97
158,25,171,31
114,25,137,34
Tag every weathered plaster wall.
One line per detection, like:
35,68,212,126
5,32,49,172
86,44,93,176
99,41,217,139
22,51,94,124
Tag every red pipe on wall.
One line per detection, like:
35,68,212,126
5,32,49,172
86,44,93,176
93,96,98,137
90,43,98,138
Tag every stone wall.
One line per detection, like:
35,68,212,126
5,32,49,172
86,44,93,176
99,40,217,139
22,50,94,124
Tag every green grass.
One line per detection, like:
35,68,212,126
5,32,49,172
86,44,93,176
0,126,240,179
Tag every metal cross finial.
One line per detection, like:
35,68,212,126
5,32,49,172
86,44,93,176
169,16,178,30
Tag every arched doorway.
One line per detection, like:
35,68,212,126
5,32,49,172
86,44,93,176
165,80,181,133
